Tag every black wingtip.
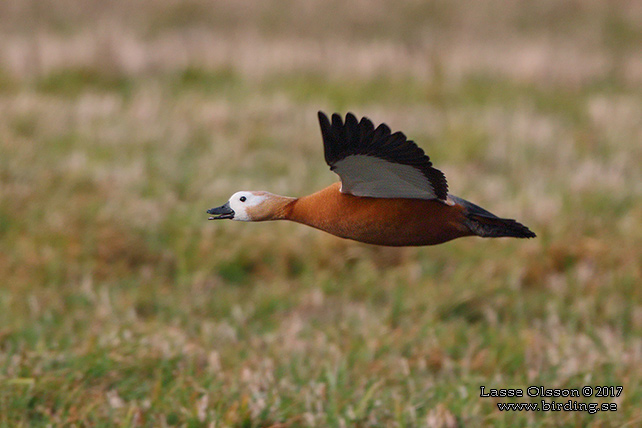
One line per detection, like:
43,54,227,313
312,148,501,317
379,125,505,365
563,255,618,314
345,112,358,123
318,111,330,130
331,113,343,129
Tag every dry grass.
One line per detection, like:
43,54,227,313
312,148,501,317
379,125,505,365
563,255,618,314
1,0,641,426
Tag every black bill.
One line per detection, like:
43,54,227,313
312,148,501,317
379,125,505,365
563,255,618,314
207,201,235,220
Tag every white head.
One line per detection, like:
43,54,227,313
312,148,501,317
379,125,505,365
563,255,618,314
207,191,292,222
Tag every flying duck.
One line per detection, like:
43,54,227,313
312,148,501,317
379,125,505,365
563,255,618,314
207,112,535,246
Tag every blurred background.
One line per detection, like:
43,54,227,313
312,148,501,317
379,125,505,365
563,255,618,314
1,0,641,425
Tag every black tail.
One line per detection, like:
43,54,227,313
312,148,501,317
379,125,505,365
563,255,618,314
450,195,536,239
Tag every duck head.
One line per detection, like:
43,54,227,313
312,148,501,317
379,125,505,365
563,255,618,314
207,191,294,222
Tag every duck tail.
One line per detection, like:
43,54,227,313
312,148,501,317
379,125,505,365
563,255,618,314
450,195,536,239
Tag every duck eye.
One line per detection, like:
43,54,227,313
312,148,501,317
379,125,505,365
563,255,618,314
240,196,247,202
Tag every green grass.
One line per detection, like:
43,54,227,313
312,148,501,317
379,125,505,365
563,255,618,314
35,68,134,98
1,0,642,426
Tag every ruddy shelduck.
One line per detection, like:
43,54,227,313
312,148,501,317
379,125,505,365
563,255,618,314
207,112,535,246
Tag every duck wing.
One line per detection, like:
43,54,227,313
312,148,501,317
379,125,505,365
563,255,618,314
318,111,448,200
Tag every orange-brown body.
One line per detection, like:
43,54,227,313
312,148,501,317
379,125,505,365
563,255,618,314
284,183,472,246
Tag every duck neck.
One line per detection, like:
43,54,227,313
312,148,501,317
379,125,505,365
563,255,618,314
282,186,335,228
265,194,298,220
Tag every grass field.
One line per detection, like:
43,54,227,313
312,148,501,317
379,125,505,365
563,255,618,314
1,0,641,426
